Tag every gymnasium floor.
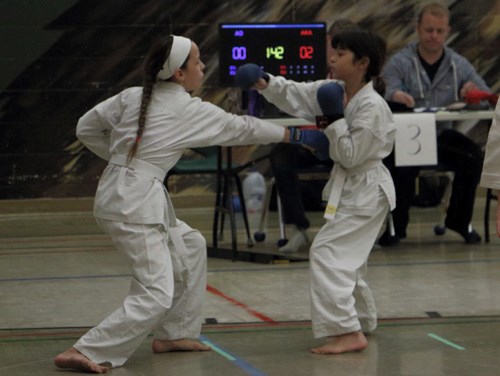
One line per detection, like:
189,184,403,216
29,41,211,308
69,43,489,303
1,196,499,375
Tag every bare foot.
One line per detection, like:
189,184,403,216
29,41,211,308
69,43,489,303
54,347,110,373
311,331,368,355
152,338,211,353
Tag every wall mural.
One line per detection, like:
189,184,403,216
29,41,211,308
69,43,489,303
0,0,498,199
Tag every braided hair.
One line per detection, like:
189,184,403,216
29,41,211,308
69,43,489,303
128,34,194,162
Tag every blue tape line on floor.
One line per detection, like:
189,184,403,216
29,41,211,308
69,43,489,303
200,335,267,376
428,333,465,350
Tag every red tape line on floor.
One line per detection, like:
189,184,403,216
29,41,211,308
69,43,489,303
206,284,278,325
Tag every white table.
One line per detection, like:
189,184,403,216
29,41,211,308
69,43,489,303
266,110,494,126
267,110,494,166
434,110,494,122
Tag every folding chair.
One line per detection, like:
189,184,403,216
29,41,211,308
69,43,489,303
256,163,331,247
165,146,267,260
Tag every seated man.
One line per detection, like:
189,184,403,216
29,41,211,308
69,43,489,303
379,2,491,246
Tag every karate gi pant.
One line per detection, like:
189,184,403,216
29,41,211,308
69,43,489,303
74,217,207,367
310,187,388,338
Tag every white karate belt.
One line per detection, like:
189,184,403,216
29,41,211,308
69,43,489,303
109,154,188,254
324,160,381,221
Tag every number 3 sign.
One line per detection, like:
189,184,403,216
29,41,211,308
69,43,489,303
394,113,438,166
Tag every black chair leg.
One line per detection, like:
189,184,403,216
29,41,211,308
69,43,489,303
276,190,288,247
219,172,230,243
212,146,270,259
234,174,254,248
485,188,492,243
212,147,242,260
212,148,225,249
224,176,239,261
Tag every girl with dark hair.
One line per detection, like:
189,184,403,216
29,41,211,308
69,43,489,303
54,35,289,373
248,28,396,354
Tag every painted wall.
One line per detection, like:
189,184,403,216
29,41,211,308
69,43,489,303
0,0,498,199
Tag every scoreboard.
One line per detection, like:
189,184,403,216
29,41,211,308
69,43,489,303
218,23,327,86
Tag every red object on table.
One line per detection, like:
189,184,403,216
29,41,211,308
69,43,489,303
464,89,499,105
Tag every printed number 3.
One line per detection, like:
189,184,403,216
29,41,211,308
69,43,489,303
407,124,422,155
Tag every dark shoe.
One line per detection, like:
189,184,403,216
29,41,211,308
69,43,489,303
462,229,481,244
445,221,482,244
378,231,400,247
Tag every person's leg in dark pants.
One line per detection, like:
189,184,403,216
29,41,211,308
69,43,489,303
269,143,329,252
437,129,483,243
391,166,420,238
379,151,419,246
270,143,319,230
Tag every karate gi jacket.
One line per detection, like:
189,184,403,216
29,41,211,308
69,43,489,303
480,100,500,190
260,75,396,218
76,81,285,226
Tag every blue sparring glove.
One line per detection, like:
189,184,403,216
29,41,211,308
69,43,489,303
315,82,344,129
289,127,330,161
235,63,269,90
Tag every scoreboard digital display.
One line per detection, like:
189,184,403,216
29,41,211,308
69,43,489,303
218,23,327,86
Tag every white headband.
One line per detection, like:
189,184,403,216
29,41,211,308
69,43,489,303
157,36,192,80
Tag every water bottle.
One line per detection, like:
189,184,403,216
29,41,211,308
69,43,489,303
242,171,266,235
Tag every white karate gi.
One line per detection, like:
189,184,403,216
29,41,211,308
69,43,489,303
480,99,500,190
261,75,396,338
75,81,285,367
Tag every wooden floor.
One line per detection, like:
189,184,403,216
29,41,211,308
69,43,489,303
1,195,500,375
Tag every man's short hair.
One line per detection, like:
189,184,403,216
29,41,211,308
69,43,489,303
417,2,450,24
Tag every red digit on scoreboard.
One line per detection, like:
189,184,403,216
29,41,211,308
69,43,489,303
299,46,314,59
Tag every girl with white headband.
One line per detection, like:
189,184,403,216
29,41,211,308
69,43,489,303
54,35,290,373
